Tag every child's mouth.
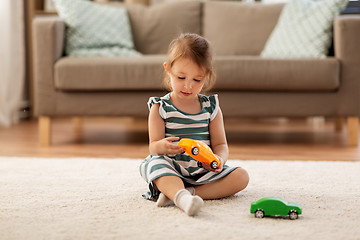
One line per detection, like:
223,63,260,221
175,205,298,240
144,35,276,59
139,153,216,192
181,91,191,96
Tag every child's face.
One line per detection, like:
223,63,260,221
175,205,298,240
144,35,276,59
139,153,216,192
164,57,206,100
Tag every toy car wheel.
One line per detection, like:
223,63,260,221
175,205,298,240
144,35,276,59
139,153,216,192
289,210,298,220
255,209,264,218
192,147,199,155
210,161,218,169
197,161,203,168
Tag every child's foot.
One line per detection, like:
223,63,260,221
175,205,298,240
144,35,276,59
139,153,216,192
156,192,174,207
184,195,203,216
174,188,203,216
156,187,195,207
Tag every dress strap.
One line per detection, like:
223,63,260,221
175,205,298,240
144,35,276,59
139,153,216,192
147,93,171,119
200,94,219,121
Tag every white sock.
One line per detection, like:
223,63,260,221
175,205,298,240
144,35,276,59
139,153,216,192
156,187,195,207
173,189,203,216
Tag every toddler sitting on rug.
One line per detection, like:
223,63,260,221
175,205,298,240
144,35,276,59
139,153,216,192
139,33,249,216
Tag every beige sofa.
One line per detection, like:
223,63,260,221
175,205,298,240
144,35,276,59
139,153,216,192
33,1,360,146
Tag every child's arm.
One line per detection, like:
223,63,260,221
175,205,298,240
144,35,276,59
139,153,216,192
148,103,184,156
209,108,229,173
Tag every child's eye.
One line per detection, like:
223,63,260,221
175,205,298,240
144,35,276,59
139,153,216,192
194,79,201,82
178,76,185,80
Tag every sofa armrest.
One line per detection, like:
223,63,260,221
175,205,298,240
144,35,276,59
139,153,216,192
333,15,360,116
32,16,65,116
334,15,360,63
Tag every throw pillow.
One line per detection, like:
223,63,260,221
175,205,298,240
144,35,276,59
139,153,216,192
53,0,141,57
261,0,348,59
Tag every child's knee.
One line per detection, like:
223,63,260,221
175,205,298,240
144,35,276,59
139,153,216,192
234,168,249,191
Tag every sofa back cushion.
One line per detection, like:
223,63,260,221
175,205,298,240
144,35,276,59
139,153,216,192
203,2,284,56
125,1,202,54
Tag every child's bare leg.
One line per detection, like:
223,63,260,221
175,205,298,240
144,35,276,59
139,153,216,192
153,175,203,216
153,175,185,201
194,168,249,200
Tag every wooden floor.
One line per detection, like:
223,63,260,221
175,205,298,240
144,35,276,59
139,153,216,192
1,117,359,161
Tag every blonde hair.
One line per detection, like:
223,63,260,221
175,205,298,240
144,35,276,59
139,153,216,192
163,33,215,92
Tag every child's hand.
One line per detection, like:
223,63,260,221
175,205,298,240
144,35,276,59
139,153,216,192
201,154,225,173
159,137,184,155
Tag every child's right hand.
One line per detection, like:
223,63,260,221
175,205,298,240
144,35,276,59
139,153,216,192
157,137,184,156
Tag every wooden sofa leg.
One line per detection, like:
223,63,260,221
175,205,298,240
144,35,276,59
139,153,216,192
72,117,83,142
334,117,343,132
347,117,359,146
39,116,51,147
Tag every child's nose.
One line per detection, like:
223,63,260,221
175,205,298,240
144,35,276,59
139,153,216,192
184,80,192,90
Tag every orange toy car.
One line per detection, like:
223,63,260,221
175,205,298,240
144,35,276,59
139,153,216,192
178,138,220,169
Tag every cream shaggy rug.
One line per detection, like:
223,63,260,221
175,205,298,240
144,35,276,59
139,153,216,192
0,157,359,240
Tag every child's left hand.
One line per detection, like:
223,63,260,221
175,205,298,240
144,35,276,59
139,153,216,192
201,155,225,173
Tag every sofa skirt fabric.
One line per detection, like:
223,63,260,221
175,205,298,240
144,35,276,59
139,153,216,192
35,90,356,117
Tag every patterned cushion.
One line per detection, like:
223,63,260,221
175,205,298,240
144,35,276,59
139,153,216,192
53,0,141,57
261,0,348,59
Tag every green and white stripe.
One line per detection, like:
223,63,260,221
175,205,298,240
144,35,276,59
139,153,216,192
140,93,238,199
140,155,236,186
147,93,219,145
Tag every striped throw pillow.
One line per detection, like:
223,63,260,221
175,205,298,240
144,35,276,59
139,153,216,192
261,0,348,59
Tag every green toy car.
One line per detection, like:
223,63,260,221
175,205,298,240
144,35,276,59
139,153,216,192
250,197,302,220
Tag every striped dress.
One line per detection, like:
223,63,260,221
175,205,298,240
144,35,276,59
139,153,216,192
139,93,238,200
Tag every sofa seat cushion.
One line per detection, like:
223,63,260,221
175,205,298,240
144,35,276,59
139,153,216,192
55,55,339,92
214,56,340,91
55,55,166,91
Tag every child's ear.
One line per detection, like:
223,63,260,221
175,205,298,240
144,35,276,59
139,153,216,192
163,62,169,73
